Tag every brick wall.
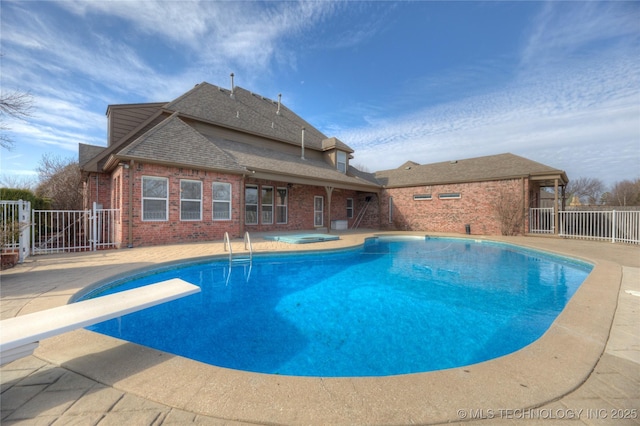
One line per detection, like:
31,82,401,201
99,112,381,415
380,179,529,235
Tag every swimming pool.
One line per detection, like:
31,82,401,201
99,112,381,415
80,236,592,377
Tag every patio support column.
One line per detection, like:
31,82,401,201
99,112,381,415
325,186,334,233
554,178,559,235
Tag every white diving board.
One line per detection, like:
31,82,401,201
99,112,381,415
0,279,200,366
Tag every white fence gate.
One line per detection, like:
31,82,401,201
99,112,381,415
1,200,119,262
32,203,120,255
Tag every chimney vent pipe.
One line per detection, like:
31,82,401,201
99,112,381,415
230,73,235,97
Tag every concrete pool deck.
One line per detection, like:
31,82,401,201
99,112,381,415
0,231,638,425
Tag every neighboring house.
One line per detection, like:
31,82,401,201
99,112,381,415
79,80,567,247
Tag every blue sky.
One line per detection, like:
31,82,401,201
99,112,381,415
1,1,638,187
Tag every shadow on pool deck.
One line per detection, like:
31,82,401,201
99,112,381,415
1,231,639,425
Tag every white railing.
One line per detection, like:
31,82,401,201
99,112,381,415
1,200,31,263
559,210,640,244
32,203,120,254
529,207,554,234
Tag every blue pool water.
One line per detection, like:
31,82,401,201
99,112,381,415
81,237,592,377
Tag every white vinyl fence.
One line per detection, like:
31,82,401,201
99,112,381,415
559,210,640,244
529,208,640,244
1,200,31,263
32,203,120,255
529,208,555,234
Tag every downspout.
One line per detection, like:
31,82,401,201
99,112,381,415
128,160,134,248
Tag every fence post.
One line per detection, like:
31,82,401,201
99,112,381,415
18,200,31,263
92,202,97,252
611,210,616,244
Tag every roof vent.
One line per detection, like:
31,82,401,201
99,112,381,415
236,111,239,118
230,73,235,98
450,160,458,164
277,93,282,115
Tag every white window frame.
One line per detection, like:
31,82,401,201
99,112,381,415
346,198,354,219
314,196,324,227
276,187,288,224
142,176,168,221
245,185,259,225
439,193,461,199
180,179,202,221
261,186,274,225
413,194,432,201
337,151,347,173
212,182,232,221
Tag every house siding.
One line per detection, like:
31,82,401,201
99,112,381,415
108,105,164,146
380,179,529,235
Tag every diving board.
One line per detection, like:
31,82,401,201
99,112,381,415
0,279,200,366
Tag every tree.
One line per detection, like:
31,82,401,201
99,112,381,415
35,154,83,210
492,183,525,236
0,174,38,191
605,178,640,206
565,177,605,205
0,89,34,150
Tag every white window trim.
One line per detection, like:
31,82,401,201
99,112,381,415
212,182,232,221
439,193,461,199
180,179,202,221
276,187,288,224
413,194,432,201
261,186,274,225
337,151,347,173
314,196,324,227
142,176,168,221
245,185,259,225
346,198,354,218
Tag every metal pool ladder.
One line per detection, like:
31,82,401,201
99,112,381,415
223,232,253,285
223,231,253,263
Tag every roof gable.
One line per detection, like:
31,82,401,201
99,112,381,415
115,113,244,173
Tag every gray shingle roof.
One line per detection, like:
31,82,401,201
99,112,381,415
209,137,380,188
165,82,353,153
375,153,567,187
115,113,245,173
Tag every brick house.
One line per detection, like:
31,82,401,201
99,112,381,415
79,80,567,247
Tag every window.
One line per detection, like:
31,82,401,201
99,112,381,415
245,185,258,225
261,186,273,224
337,151,347,173
212,182,231,221
314,196,324,227
346,198,354,218
180,180,202,221
142,176,168,221
439,193,461,199
276,187,288,224
413,194,432,201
